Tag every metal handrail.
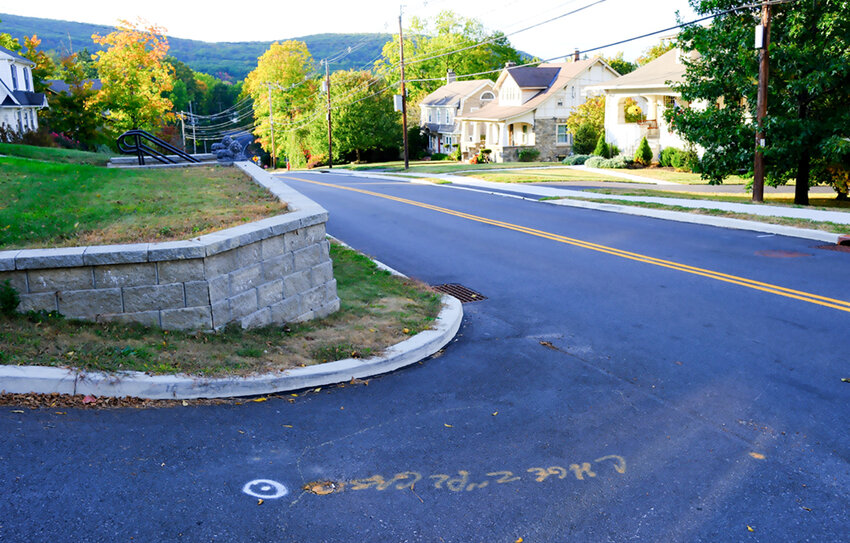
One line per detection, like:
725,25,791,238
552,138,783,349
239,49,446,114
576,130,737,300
116,129,201,166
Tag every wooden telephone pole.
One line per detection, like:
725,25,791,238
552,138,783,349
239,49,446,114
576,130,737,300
325,60,333,169
267,83,277,169
399,6,409,170
752,0,771,202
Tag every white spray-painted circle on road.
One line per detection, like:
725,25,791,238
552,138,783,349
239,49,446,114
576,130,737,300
242,479,288,499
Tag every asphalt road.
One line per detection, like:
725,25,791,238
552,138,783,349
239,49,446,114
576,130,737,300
2,170,848,542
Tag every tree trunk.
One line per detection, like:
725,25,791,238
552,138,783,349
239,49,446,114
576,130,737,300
356,148,361,163
795,149,811,206
794,100,810,206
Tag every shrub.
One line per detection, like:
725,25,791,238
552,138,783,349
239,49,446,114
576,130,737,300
659,147,682,167
585,156,605,168
634,137,653,166
682,150,701,173
0,280,20,316
450,148,461,161
518,147,540,162
562,154,591,165
431,152,448,161
573,123,599,155
609,144,621,157
592,134,610,157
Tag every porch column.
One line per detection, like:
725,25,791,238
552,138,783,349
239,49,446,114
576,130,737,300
499,123,508,147
647,95,658,120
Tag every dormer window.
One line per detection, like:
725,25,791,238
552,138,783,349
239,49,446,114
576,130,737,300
437,110,442,124
11,65,18,90
481,91,495,103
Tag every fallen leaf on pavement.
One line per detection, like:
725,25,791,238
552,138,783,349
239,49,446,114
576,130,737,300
515,538,524,543
842,378,850,383
257,499,264,505
12,410,24,413
747,525,754,532
54,411,66,415
444,423,453,428
539,341,557,350
251,397,268,403
492,412,499,416
802,506,812,512
82,395,97,404
283,424,293,428
749,452,766,460
182,400,189,406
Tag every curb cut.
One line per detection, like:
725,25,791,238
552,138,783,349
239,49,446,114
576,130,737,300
0,248,464,400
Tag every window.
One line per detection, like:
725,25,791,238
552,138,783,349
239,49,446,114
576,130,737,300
428,109,432,123
556,124,570,144
664,96,678,109
571,86,576,99
10,65,18,90
437,110,441,124
23,68,30,91
481,91,495,102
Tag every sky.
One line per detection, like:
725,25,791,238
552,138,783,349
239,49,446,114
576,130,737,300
0,0,700,61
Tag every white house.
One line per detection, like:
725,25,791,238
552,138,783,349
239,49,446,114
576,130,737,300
0,45,48,135
589,48,694,159
420,71,495,156
455,58,620,162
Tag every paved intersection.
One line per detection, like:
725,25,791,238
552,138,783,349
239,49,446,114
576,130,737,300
1,170,847,542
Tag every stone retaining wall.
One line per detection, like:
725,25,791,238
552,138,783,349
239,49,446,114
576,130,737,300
0,162,339,331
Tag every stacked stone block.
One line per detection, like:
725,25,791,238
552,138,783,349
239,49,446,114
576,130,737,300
0,162,339,331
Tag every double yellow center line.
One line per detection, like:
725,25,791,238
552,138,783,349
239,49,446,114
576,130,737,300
290,176,850,314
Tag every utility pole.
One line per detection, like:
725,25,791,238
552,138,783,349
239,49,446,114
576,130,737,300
325,60,333,168
752,0,771,203
399,6,409,170
188,102,197,155
180,112,186,151
267,83,277,169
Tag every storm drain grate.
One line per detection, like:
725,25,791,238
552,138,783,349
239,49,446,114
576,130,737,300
432,283,487,303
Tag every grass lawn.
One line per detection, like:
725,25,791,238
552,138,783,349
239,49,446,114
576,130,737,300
0,142,114,166
0,243,443,376
558,197,849,234
460,168,630,184
586,188,850,211
0,157,286,249
338,160,561,174
618,167,749,185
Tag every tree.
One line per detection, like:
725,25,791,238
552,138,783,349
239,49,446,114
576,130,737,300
603,52,636,75
565,95,604,154
374,11,524,107
244,40,317,164
305,70,400,164
573,123,599,155
636,39,676,66
21,35,55,93
42,53,106,148
667,0,850,203
0,19,21,51
87,19,174,132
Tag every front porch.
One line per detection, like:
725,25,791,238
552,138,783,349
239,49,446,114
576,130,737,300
458,119,535,162
604,92,685,159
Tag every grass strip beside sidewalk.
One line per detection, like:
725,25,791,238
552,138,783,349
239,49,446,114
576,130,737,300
0,243,442,376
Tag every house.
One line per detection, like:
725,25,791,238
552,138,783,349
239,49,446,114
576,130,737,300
0,45,48,135
45,78,103,95
589,48,694,160
455,57,620,162
419,71,495,156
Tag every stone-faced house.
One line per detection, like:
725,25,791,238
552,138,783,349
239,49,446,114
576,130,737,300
456,58,620,162
589,48,694,160
419,71,495,156
0,45,47,135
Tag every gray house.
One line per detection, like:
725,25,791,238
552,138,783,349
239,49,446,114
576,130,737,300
419,71,496,156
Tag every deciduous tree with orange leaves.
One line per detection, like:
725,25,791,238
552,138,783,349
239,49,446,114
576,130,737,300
87,19,174,132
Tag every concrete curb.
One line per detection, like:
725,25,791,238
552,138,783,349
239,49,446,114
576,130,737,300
0,295,461,400
0,245,463,400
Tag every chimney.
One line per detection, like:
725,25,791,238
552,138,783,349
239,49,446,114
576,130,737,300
446,69,456,84
505,61,517,69
573,49,580,62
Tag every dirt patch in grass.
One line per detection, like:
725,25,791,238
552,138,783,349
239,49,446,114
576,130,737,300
0,244,443,377
0,159,286,249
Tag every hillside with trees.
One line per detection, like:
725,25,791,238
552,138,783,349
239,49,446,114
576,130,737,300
0,13,390,80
